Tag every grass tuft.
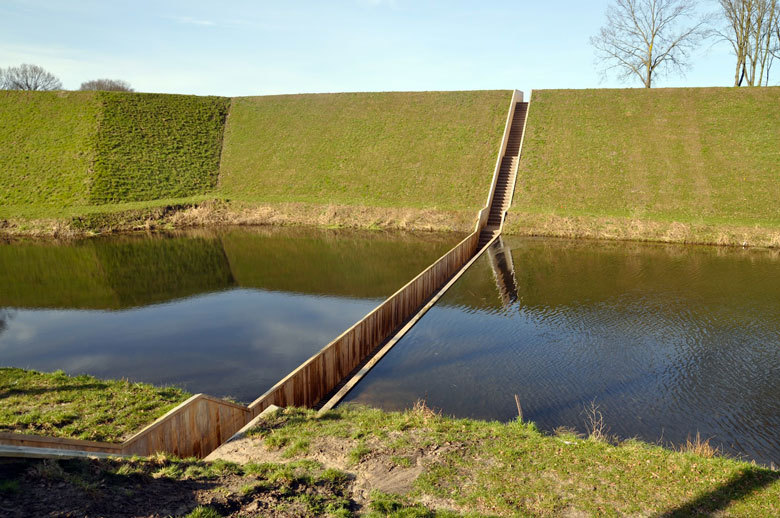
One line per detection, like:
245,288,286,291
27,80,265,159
679,432,719,458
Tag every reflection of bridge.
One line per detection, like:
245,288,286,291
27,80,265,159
1,91,530,459
487,236,519,306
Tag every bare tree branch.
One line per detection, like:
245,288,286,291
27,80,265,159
0,63,62,91
591,0,707,88
715,0,779,86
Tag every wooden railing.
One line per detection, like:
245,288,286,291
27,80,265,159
247,231,480,415
122,394,250,457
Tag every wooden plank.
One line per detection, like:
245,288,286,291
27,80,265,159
0,445,130,460
0,432,122,453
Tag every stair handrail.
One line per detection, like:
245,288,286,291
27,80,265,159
499,90,531,230
476,89,523,234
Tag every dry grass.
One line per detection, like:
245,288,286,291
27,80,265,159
0,200,478,238
582,401,610,443
504,211,780,249
679,432,719,458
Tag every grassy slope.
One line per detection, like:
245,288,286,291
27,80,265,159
0,91,100,209
0,91,229,220
507,88,780,244
0,368,190,442
90,92,229,203
218,91,510,211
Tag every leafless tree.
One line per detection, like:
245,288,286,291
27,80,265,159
715,0,779,86
0,63,62,91
591,0,707,88
79,78,134,92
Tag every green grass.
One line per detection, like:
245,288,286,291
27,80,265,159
218,91,510,211
0,90,229,220
90,92,229,203
508,87,780,239
0,91,100,208
2,404,777,515
1,90,507,234
0,368,190,442
248,405,780,516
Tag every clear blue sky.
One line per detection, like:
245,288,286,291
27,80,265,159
0,0,739,96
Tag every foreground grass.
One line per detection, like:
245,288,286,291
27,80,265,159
0,368,190,442
242,405,780,516
510,87,780,246
0,454,449,517
0,404,777,515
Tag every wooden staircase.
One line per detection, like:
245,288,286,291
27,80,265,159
478,101,528,248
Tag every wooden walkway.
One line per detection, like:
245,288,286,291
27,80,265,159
479,100,528,248
0,90,529,460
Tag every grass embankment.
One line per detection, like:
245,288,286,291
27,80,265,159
1,405,778,516
90,92,229,204
506,87,780,248
219,91,509,212
0,368,190,442
0,90,229,228
1,90,509,236
0,90,100,209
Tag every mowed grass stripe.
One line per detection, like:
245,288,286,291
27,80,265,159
90,92,230,204
218,91,511,211
512,87,780,228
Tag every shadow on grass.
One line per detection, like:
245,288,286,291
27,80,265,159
660,467,780,517
0,457,218,518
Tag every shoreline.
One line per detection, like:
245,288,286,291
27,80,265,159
0,201,477,240
3,201,780,251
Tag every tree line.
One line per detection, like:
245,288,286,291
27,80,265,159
592,0,780,87
0,64,133,92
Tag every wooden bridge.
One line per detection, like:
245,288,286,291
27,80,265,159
0,91,530,460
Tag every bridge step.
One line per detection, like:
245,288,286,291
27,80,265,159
484,101,528,233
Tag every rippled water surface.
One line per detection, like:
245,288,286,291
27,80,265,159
0,227,461,403
345,237,780,466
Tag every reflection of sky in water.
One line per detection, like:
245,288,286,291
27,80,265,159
345,238,780,466
1,289,379,402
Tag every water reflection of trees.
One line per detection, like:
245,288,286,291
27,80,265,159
0,228,460,310
0,308,13,338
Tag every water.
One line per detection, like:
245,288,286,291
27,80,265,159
0,226,462,403
344,236,780,466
